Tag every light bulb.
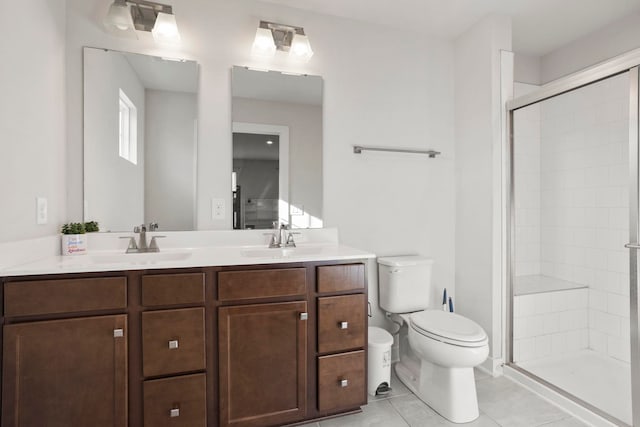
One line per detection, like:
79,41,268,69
152,12,181,44
104,1,134,32
289,34,314,61
252,27,276,57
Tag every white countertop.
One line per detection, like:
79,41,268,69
0,228,376,277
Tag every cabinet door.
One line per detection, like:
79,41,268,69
219,301,307,427
2,315,127,427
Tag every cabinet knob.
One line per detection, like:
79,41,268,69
169,408,180,418
339,321,349,329
339,379,349,387
299,312,308,321
113,329,124,338
168,340,179,349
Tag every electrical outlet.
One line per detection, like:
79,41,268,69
212,198,225,220
36,197,48,225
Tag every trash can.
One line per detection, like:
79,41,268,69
368,326,394,396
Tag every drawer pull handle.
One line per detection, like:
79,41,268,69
113,329,124,338
339,321,349,329
168,340,179,349
169,408,180,418
340,379,349,387
300,312,308,320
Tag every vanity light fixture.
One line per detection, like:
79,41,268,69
104,0,181,43
251,21,314,61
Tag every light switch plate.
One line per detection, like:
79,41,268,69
36,197,48,225
212,198,225,220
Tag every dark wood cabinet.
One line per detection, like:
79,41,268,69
1,260,368,427
143,373,207,427
218,301,308,427
318,350,366,412
142,307,206,377
2,315,127,427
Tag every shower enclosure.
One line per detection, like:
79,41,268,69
509,58,640,426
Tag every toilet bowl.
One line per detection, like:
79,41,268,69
377,256,489,423
398,310,489,423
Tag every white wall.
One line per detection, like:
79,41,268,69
232,97,322,223
514,53,542,85
145,90,197,231
541,12,640,83
84,48,145,232
0,0,66,242
65,0,457,326
454,15,512,365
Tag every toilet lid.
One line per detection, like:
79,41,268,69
410,310,488,347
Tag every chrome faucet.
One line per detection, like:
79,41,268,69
265,222,299,248
121,222,164,253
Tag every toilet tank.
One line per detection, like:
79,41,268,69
378,256,434,313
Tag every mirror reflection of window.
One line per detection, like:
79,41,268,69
83,47,198,232
118,88,137,164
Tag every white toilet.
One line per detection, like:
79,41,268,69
378,256,489,424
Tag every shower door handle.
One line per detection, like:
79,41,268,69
625,243,640,249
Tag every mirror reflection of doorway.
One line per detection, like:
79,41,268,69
232,132,280,229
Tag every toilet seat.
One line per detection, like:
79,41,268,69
409,310,488,348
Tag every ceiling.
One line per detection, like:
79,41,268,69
258,0,640,56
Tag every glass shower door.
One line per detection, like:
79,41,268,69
511,70,633,425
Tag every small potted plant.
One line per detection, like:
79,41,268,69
84,221,100,233
61,222,87,256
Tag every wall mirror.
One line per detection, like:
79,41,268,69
83,47,198,232
231,66,323,230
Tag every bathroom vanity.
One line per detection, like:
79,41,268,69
0,235,372,427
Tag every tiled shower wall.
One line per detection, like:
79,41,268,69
513,288,588,362
539,74,629,363
514,75,631,364
514,83,541,277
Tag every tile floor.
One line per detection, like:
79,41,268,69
300,368,589,427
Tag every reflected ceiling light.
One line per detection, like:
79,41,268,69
251,21,314,61
266,140,274,145
104,0,181,43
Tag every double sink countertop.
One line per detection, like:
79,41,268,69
0,228,376,277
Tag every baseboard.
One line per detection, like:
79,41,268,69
479,356,503,377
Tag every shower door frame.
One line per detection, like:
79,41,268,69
506,49,640,427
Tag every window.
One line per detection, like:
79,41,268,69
118,89,137,164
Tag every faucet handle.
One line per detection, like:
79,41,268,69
148,235,166,252
263,232,280,248
285,232,301,248
119,236,138,253
148,222,158,231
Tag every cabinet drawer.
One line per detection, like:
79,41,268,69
142,308,205,377
4,277,127,317
318,294,366,353
142,273,205,307
317,264,365,293
318,351,366,412
218,268,306,301
143,374,206,427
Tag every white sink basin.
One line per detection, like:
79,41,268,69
90,251,192,265
240,246,324,258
